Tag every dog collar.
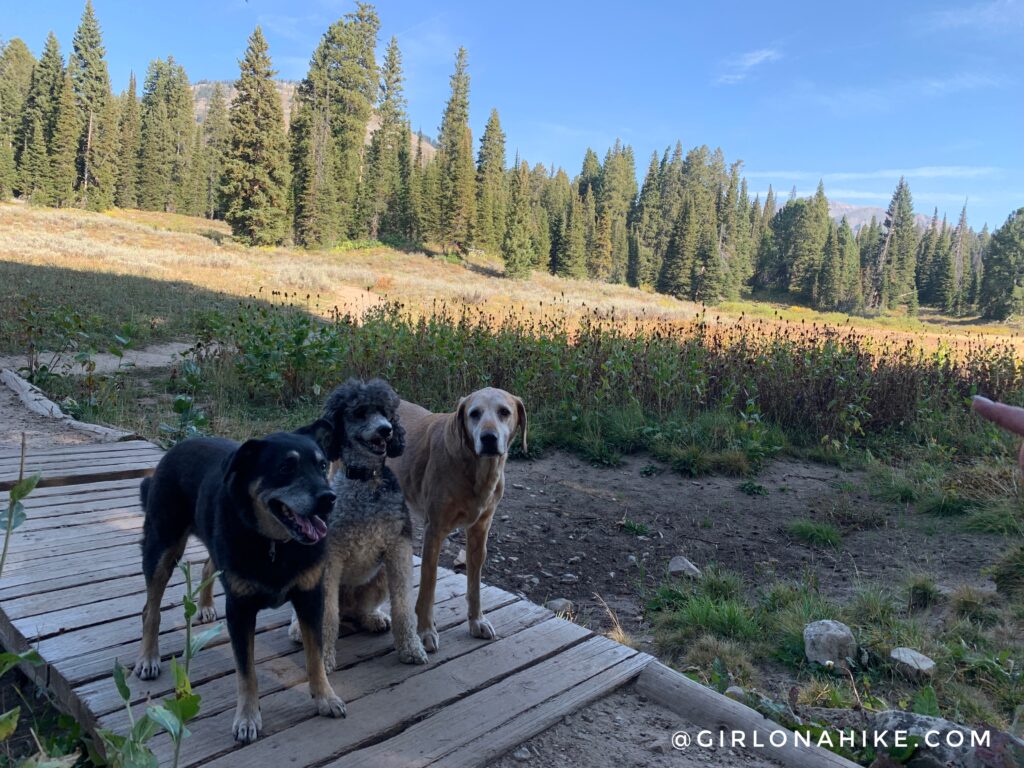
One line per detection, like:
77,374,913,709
345,465,379,481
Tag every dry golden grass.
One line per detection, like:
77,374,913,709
2,202,1022,354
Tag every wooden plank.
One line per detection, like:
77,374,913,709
5,568,182,621
0,440,157,461
14,504,141,532
0,463,156,492
0,453,156,475
0,542,208,603
97,581,525,734
3,517,143,552
0,531,141,568
332,636,641,768
431,653,654,768
161,611,590,768
0,477,141,503
636,662,861,768
14,577,224,641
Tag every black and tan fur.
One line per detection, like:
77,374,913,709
135,427,345,744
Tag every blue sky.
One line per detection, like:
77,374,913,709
5,0,1023,228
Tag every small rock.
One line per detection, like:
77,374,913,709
803,619,857,667
668,555,702,579
568,555,582,564
608,571,616,579
646,739,667,755
529,576,539,586
890,647,936,678
725,686,746,701
560,573,579,584
512,746,531,762
627,554,638,566
546,598,574,614
453,548,466,568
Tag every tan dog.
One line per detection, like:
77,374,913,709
388,387,526,651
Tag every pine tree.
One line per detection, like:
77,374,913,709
979,208,1024,319
658,194,698,299
202,83,230,218
817,221,841,310
578,148,601,201
221,27,291,245
787,181,830,302
20,116,49,204
872,177,918,311
49,72,80,207
945,204,971,313
382,120,417,243
437,47,475,253
183,123,207,216
474,108,506,252
290,7,379,245
71,0,117,208
837,217,863,311
114,73,141,208
627,152,660,287
555,191,587,278
18,33,63,194
137,57,192,212
502,161,534,278
357,36,405,240
0,38,35,198
915,210,940,305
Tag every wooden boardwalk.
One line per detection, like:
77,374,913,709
0,441,654,767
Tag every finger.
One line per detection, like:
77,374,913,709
972,396,1024,437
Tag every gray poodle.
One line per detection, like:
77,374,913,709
289,378,427,673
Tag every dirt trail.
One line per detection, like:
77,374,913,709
0,341,192,377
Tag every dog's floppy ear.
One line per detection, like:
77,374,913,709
224,438,264,502
513,396,528,453
295,418,334,456
386,413,406,458
321,380,361,460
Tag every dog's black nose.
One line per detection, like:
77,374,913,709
377,424,393,438
480,432,499,451
317,490,337,509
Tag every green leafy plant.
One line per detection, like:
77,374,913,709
97,561,221,768
619,518,650,536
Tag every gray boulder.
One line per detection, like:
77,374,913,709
803,619,856,667
870,710,987,768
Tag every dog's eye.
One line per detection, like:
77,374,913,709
280,456,298,475
498,407,511,419
319,460,328,475
469,409,482,421
353,406,367,419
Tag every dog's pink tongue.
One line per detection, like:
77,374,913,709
298,514,328,543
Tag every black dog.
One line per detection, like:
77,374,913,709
134,425,346,743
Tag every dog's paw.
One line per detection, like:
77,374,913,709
198,605,217,624
398,637,429,665
469,617,497,640
419,625,440,653
133,655,160,680
361,610,391,633
315,693,346,719
288,617,304,644
232,709,262,744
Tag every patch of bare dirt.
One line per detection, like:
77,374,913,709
435,452,1006,674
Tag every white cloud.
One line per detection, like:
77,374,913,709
928,0,1024,33
715,47,782,85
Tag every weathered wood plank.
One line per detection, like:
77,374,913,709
14,504,141,532
430,652,654,768
0,542,207,603
2,516,143,553
0,440,156,461
0,477,141,503
0,531,141,568
163,612,589,768
98,581,524,735
0,463,156,492
332,636,641,768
